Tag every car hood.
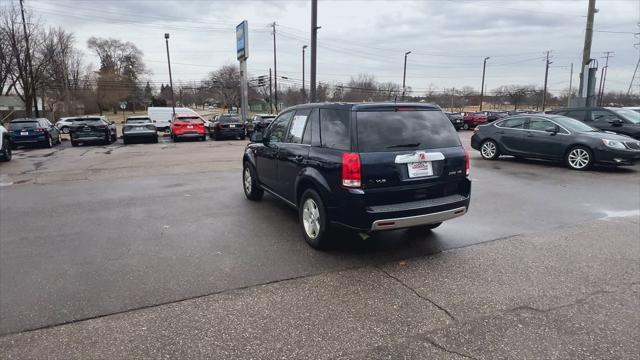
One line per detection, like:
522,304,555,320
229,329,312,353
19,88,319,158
578,130,637,142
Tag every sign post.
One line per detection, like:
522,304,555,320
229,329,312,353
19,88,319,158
119,101,127,123
236,21,249,128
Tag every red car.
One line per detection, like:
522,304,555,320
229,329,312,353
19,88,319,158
462,112,488,130
170,114,206,141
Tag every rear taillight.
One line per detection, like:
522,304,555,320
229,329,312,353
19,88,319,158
97,125,106,129
146,125,155,131
341,152,361,188
464,149,470,176
473,127,480,133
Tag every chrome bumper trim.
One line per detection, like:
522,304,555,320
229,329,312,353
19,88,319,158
371,206,467,231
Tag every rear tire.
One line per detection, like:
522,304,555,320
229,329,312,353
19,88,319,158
61,126,70,134
153,135,159,143
0,138,12,162
104,132,111,144
45,135,53,148
299,189,330,250
462,123,469,130
123,137,129,145
243,163,264,201
71,141,79,147
480,140,500,160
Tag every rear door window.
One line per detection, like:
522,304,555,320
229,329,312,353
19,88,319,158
527,118,554,131
356,110,460,152
320,109,350,150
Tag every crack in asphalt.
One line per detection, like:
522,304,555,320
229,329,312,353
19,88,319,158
375,265,456,321
422,335,478,360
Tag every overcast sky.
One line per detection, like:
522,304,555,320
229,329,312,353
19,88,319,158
24,0,640,95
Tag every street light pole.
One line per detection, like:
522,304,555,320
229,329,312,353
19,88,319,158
310,0,318,102
479,57,490,111
164,33,176,118
401,51,411,101
302,45,307,102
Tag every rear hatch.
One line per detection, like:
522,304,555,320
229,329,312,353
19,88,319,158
217,117,244,130
71,118,106,137
174,117,205,133
9,121,40,140
356,107,468,206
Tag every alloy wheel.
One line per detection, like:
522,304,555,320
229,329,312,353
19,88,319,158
481,141,497,159
243,167,252,194
568,148,590,169
302,198,321,239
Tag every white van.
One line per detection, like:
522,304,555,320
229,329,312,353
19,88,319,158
147,107,200,131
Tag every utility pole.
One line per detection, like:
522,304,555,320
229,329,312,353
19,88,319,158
19,0,38,117
628,57,640,96
269,68,273,114
302,45,307,102
310,0,318,102
164,33,176,118
271,22,278,112
579,0,596,98
542,51,552,111
450,88,455,111
568,63,573,107
401,51,411,101
597,51,613,105
479,57,490,111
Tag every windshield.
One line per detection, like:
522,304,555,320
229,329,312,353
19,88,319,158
552,116,597,132
175,117,202,123
126,118,151,124
9,121,38,130
356,110,460,152
71,118,102,124
609,108,640,124
218,116,241,123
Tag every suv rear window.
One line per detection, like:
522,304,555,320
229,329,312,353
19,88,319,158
356,110,460,152
9,121,38,130
218,116,240,123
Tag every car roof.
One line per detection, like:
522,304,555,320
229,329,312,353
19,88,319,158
283,102,441,112
11,118,38,122
127,116,150,119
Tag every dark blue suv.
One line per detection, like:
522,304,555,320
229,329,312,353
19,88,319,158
243,103,471,249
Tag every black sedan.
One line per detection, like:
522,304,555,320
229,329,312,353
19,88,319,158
471,114,640,170
210,115,245,140
445,112,464,130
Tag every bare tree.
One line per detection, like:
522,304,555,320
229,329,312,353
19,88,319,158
494,85,535,110
206,64,240,110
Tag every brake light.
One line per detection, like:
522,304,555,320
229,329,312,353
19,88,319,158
464,149,470,176
341,152,361,188
97,125,106,129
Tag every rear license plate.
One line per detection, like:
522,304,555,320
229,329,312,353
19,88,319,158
407,161,433,178
20,131,28,136
229,124,236,128
135,126,143,131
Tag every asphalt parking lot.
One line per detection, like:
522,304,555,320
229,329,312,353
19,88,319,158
1,131,639,344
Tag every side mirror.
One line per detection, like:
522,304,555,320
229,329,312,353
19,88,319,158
608,119,623,126
250,131,264,143
544,125,559,134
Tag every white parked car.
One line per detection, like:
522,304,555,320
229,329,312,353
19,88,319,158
0,124,11,161
55,117,74,134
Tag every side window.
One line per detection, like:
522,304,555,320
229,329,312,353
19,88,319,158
320,109,350,151
267,111,293,143
302,109,317,145
592,110,617,123
528,118,553,131
286,109,310,144
498,117,526,129
565,110,587,121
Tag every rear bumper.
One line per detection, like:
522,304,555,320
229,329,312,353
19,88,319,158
329,179,471,231
211,129,245,137
10,135,46,144
124,131,157,138
174,132,204,138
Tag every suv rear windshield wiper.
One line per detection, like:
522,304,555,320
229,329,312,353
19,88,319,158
386,142,420,148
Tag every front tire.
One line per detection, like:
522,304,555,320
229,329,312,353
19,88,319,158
243,163,264,201
299,189,330,249
0,138,12,162
61,126,70,134
480,140,500,160
566,146,593,170
462,123,469,130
